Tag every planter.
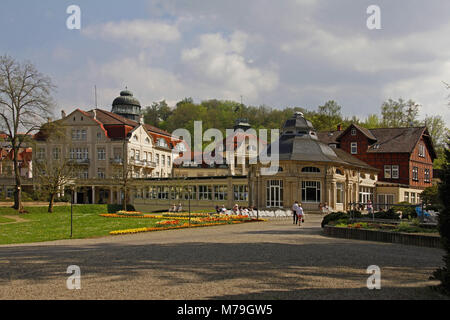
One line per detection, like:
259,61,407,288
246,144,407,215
323,225,442,249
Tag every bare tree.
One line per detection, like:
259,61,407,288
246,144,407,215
0,55,55,211
34,158,75,213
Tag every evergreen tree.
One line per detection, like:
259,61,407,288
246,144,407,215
432,139,450,294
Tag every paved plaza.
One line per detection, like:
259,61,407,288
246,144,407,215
0,215,447,300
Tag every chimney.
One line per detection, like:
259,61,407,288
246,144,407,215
139,114,144,125
337,124,342,131
61,110,66,119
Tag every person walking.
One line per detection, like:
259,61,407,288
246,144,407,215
297,203,305,227
292,201,299,225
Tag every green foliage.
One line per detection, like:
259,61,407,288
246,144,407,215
373,209,401,220
321,212,348,228
421,185,442,211
433,139,450,294
395,202,418,219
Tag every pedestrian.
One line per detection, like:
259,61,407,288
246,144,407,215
297,203,305,227
367,200,373,215
292,201,299,225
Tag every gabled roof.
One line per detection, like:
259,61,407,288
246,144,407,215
318,125,437,160
337,124,377,142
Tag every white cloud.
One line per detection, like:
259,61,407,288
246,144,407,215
83,19,180,47
181,31,279,101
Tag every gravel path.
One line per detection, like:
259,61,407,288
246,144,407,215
0,215,447,300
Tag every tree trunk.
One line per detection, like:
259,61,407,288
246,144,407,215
123,188,127,211
48,193,55,213
12,148,23,212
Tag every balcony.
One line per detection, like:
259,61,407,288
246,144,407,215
110,158,124,165
130,159,157,168
68,158,90,165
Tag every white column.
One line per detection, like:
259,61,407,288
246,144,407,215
92,186,95,204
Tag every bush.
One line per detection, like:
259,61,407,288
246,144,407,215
374,209,401,220
396,202,418,219
321,212,348,228
347,210,362,218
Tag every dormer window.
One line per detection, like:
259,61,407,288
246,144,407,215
157,138,168,148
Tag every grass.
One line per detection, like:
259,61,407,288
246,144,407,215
0,205,259,245
0,216,15,223
0,205,173,245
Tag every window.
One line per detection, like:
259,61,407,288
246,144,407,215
302,181,321,203
133,135,138,141
37,148,45,160
351,128,357,136
97,148,106,160
424,169,431,183
145,137,150,144
157,138,168,148
167,156,171,167
78,168,89,179
351,142,358,154
199,186,212,200
157,187,169,200
412,167,419,181
359,187,374,204
392,165,399,179
384,165,392,179
97,132,103,140
335,169,344,175
419,144,425,158
336,183,344,204
302,167,320,173
135,150,140,161
214,185,228,201
404,192,410,203
97,168,105,179
267,180,283,208
411,193,416,204
156,154,160,165
52,147,60,160
162,155,165,166
376,194,394,211
234,185,248,201
72,129,87,140
183,186,197,200
70,148,89,160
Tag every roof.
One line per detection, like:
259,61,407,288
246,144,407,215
83,109,179,148
266,113,377,170
318,126,436,159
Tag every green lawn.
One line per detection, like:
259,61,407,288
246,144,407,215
0,205,165,245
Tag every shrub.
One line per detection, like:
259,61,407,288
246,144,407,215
374,209,401,220
321,212,348,228
396,202,418,219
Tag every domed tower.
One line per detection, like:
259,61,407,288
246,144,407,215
111,89,141,122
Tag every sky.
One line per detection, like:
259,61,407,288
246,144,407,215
1,0,450,126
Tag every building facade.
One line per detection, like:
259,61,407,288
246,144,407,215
34,90,181,204
248,112,378,213
318,124,436,207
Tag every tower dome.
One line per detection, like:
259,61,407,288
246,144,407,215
111,89,141,122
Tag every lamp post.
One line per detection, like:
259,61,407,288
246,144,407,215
70,186,74,238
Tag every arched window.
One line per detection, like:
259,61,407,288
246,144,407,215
302,167,320,173
336,169,344,175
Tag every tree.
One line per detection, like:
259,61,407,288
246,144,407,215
313,100,343,131
34,157,74,213
424,115,448,149
381,98,420,127
432,139,450,294
0,55,55,211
